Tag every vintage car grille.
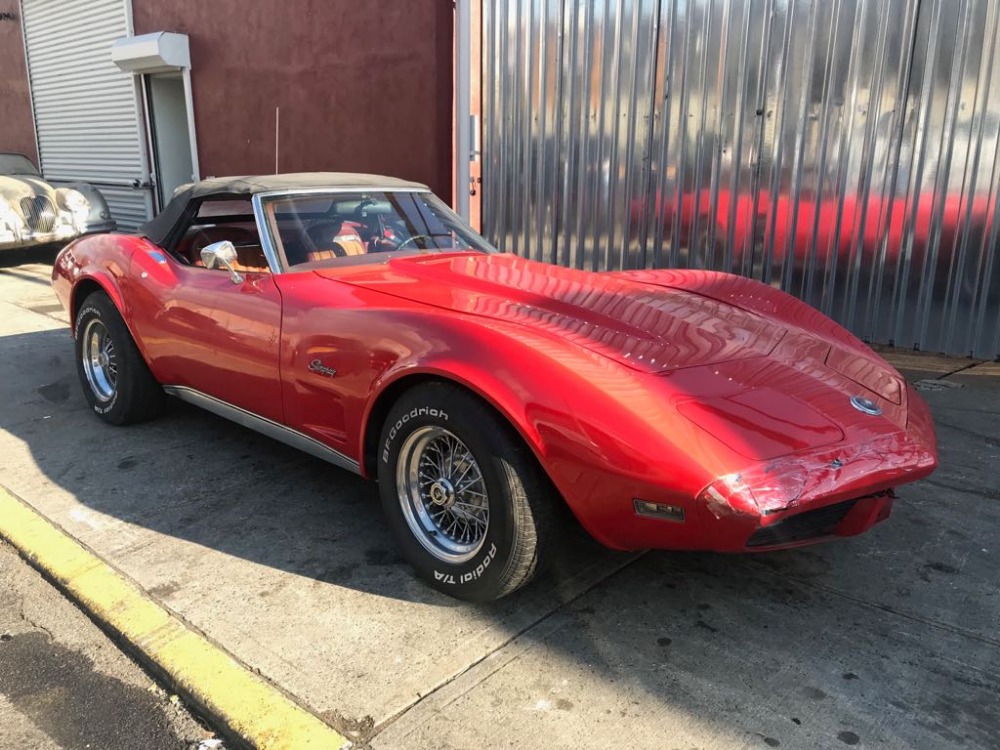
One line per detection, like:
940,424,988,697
20,195,58,232
746,498,859,548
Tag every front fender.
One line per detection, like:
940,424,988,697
360,315,716,550
359,311,580,454
57,182,117,234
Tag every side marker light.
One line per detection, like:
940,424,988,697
633,499,685,523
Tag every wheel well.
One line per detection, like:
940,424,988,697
362,374,575,533
361,374,553,491
70,279,107,333
362,374,451,477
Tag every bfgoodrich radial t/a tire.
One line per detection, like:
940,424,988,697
377,382,554,601
74,291,164,426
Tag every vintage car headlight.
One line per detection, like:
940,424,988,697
58,188,92,232
0,196,25,237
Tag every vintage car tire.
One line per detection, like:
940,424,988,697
74,291,164,425
377,382,553,601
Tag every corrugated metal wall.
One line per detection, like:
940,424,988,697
482,0,1000,359
22,0,153,231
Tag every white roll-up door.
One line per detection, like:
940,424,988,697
22,0,152,232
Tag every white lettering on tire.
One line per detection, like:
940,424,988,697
80,306,118,414
382,406,450,463
434,543,498,586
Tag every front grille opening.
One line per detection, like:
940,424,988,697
20,195,57,232
746,490,894,548
746,498,858,548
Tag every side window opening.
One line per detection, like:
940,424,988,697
173,198,270,273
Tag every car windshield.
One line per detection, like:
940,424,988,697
0,153,40,176
264,190,497,268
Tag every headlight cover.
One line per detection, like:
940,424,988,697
698,468,811,518
57,188,92,232
0,196,25,238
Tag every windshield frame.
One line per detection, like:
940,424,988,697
252,187,496,273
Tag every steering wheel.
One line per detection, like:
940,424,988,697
395,234,434,251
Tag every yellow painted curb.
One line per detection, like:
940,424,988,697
0,487,349,750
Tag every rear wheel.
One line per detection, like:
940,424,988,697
75,291,164,425
377,382,554,601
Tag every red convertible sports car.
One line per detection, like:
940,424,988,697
51,174,938,601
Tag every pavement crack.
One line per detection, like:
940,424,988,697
931,405,1000,416
18,600,54,642
935,361,982,379
755,567,1000,649
922,478,1000,501
368,550,647,742
933,419,1000,448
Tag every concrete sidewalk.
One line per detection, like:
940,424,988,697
1,259,997,749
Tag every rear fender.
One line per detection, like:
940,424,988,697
69,274,126,334
53,234,144,336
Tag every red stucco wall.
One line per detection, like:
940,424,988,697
132,1,453,200
0,5,38,165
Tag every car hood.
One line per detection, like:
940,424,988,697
0,175,56,201
317,253,786,373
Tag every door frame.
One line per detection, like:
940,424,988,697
139,68,200,212
140,70,200,211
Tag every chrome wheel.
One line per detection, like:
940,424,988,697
396,426,489,563
81,318,117,402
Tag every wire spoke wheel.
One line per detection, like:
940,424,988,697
397,426,490,563
81,318,117,402
379,383,554,600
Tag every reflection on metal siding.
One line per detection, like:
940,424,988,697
483,0,1000,359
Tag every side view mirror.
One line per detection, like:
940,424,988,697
201,240,243,284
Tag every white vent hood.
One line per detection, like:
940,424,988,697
111,32,190,73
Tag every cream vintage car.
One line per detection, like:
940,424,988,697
0,152,116,251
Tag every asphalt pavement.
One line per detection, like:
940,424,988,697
0,538,214,749
0,247,997,750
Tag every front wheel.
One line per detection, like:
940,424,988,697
74,291,164,425
377,383,554,601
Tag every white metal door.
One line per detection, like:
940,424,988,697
21,0,153,231
145,73,194,211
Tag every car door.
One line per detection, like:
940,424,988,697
128,205,284,423
254,193,369,459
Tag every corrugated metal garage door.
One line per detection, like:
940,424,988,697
21,0,152,232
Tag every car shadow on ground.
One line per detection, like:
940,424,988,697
1,321,998,749
0,243,62,268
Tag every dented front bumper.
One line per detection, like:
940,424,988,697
690,390,938,551
606,383,938,553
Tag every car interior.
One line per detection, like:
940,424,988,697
168,196,402,274
266,194,452,267
169,199,270,273
176,223,268,272
165,192,490,275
